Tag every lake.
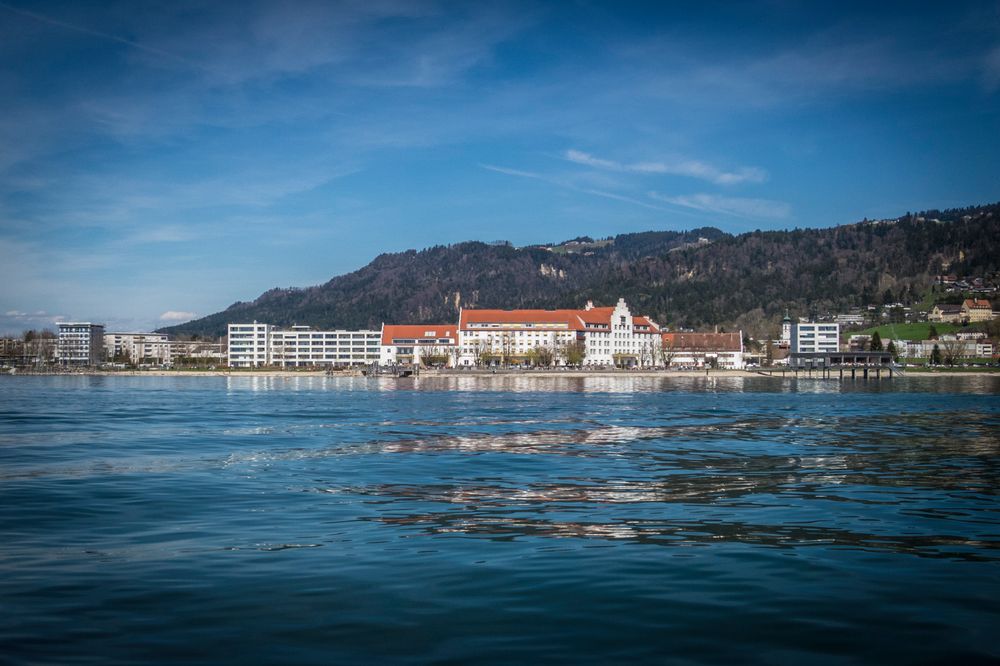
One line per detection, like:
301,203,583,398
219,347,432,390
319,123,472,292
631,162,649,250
1,375,998,664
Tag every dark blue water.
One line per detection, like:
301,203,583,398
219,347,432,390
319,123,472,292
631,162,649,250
1,375,998,664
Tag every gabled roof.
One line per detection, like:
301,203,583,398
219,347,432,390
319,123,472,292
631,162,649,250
381,324,457,345
963,299,992,309
934,304,963,313
458,301,658,333
578,307,614,325
632,316,660,331
460,309,589,331
662,332,742,352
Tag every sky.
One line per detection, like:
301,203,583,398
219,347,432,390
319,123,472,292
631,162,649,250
1,0,999,334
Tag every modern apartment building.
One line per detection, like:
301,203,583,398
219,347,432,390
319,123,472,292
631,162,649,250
56,322,106,366
790,322,841,354
104,332,171,364
270,326,381,367
168,340,226,364
227,323,381,368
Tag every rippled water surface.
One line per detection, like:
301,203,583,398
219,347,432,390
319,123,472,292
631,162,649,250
1,375,998,664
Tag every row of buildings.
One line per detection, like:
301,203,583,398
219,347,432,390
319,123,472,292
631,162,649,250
927,299,995,324
27,323,225,367
229,298,748,369
18,295,994,370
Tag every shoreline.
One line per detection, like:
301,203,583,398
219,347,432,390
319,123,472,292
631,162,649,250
3,368,998,378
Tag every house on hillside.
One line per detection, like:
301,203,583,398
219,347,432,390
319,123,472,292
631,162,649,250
928,304,963,323
962,299,994,322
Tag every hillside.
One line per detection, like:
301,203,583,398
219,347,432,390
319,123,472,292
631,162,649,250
159,204,1000,339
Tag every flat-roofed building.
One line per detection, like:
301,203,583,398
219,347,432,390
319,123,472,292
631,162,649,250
104,332,171,365
270,325,381,368
227,323,274,367
835,312,866,326
380,324,458,367
791,322,840,354
57,322,105,366
169,340,226,365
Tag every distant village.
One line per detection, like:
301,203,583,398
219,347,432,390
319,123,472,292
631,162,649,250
2,285,997,372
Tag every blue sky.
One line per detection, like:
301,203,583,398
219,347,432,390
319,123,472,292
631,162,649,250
1,0,998,334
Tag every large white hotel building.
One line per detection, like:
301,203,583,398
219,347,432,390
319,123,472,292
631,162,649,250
456,297,662,367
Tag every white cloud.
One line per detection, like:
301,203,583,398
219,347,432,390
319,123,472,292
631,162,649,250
565,149,767,186
481,163,666,211
159,310,197,322
649,192,791,219
0,309,64,335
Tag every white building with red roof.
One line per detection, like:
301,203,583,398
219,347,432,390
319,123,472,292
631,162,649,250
380,324,459,367
456,297,662,367
961,298,994,323
661,331,746,369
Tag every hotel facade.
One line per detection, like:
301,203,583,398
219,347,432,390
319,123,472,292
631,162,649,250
457,298,662,368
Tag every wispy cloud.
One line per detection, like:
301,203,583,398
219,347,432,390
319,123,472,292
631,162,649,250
648,192,791,220
159,310,196,322
0,308,64,335
0,1,206,71
565,149,767,185
481,163,667,211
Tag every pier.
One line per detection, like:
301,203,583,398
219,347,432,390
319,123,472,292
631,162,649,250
787,351,896,379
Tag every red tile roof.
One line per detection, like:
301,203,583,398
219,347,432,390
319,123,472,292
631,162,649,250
460,309,589,331
381,324,457,346
632,316,660,331
963,299,992,309
662,332,742,352
458,303,658,333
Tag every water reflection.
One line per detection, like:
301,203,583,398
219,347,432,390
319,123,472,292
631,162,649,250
214,372,1000,395
370,512,998,561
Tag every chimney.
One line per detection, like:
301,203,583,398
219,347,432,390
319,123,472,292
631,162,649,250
585,300,594,311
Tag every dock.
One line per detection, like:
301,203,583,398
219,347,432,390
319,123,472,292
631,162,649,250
786,351,897,379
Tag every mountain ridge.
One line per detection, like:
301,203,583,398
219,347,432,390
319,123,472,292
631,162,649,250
158,204,1000,339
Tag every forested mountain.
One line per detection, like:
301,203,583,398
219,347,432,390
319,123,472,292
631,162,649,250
159,203,1000,339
